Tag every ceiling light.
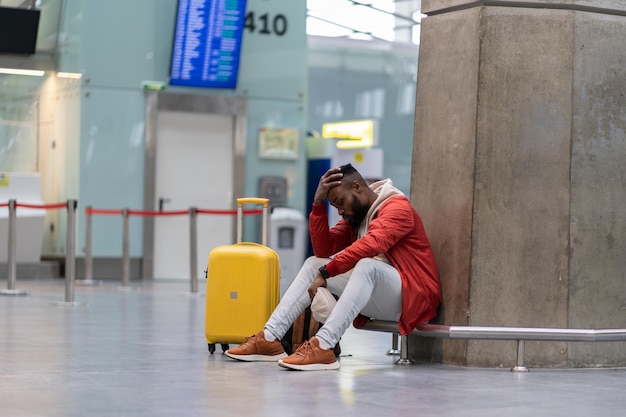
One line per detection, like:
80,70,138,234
0,68,45,76
57,72,82,79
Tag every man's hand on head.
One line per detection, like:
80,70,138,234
313,167,343,205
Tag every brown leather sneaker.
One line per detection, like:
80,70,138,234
277,337,339,371
225,331,287,362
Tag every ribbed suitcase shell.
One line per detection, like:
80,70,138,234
205,198,280,345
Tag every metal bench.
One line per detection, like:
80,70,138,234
360,320,626,371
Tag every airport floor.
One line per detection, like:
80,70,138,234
1,278,625,417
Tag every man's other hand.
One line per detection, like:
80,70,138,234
308,273,328,300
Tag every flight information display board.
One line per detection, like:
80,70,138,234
169,0,247,89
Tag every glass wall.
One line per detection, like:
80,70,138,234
0,74,46,172
307,36,419,194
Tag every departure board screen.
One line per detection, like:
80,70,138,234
169,0,247,89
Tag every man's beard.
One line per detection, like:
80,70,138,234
345,195,369,229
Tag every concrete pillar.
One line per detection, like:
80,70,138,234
410,0,626,367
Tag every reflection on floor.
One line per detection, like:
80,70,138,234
1,279,625,417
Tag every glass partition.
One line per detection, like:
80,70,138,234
0,74,46,172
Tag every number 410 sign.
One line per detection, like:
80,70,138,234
244,10,288,36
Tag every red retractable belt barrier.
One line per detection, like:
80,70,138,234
2,199,79,303
85,208,122,216
197,208,263,216
15,202,68,210
127,209,189,216
81,205,265,294
2,200,267,301
85,208,263,216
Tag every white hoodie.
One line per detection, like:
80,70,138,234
357,179,405,263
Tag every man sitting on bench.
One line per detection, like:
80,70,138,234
225,163,441,370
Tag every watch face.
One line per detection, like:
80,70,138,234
319,266,330,279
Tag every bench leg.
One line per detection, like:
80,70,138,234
511,339,529,372
396,335,414,365
387,333,400,355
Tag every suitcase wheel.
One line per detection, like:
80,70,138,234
208,343,229,354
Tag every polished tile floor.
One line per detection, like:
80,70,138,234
1,278,625,417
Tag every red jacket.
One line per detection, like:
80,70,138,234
309,196,441,335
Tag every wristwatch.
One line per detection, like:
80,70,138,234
318,265,331,280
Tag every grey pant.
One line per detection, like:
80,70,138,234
265,256,402,349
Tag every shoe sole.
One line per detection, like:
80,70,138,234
277,359,340,371
225,352,287,362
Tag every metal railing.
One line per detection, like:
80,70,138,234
360,320,626,371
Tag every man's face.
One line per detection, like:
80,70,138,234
327,183,369,228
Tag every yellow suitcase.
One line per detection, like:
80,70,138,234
205,198,280,354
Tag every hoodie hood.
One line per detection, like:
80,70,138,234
357,178,404,239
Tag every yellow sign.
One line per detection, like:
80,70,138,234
0,173,9,187
321,120,375,149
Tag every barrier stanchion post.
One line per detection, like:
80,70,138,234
77,206,100,286
53,199,86,307
7,199,16,288
64,199,77,302
121,208,130,287
1,199,29,296
85,206,93,281
189,207,198,294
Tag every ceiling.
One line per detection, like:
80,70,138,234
0,1,425,45
306,0,425,44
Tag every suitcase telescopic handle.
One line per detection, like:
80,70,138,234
237,198,269,207
236,197,270,245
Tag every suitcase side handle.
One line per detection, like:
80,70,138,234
236,197,270,245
